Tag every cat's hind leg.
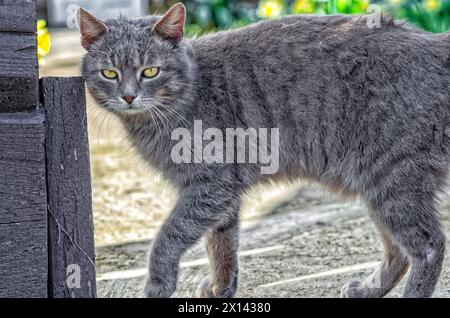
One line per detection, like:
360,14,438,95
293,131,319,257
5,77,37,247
376,199,444,298
343,163,446,298
341,219,409,298
196,218,240,298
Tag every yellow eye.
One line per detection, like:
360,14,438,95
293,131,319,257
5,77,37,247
102,69,118,79
142,67,159,78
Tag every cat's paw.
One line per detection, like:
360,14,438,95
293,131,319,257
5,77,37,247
341,279,366,298
195,278,215,298
195,277,238,298
341,279,386,298
144,278,176,298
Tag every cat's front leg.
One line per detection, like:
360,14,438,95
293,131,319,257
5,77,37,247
196,217,240,298
144,183,241,298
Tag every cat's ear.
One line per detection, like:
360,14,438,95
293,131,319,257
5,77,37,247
153,3,186,44
77,8,108,50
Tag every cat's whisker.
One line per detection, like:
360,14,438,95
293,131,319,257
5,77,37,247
142,104,162,132
86,49,108,56
149,105,170,130
94,99,120,141
139,99,164,117
151,105,170,130
97,110,109,143
105,109,115,139
147,104,167,131
161,106,189,128
145,98,190,128
144,101,171,125
92,110,105,145
167,108,190,127
151,102,186,130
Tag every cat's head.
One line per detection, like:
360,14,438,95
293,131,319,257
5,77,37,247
78,3,195,118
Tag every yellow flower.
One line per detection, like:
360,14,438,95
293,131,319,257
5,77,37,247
424,0,441,12
257,0,286,19
292,0,314,14
358,0,370,12
37,19,51,63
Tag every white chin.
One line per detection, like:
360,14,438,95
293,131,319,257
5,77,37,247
113,107,146,115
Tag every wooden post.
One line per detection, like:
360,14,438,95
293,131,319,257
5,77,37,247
40,77,97,298
0,0,37,33
0,0,38,112
0,0,47,297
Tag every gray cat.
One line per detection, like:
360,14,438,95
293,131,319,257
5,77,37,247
78,3,450,298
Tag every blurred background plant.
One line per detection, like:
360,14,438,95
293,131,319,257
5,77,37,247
390,0,450,32
37,19,51,64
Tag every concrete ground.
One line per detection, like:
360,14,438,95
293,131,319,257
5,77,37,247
96,186,450,298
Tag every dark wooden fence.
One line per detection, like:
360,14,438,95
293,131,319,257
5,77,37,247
0,0,96,298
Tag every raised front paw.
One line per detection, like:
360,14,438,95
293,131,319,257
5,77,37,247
144,278,176,298
195,276,238,298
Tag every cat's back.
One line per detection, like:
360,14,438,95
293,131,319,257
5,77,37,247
191,14,446,65
191,14,357,57
191,14,449,111
193,14,355,47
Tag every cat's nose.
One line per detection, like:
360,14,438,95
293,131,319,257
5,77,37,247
122,95,136,104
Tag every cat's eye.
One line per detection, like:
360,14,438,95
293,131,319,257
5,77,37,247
142,67,159,78
102,69,118,79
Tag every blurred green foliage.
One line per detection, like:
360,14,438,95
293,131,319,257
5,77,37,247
181,0,259,36
156,0,450,35
391,0,450,33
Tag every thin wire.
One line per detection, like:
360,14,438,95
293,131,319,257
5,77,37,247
48,206,96,270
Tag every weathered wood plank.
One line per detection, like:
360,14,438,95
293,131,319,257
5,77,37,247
0,0,36,33
0,110,47,298
0,221,47,297
0,32,38,112
41,77,97,298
